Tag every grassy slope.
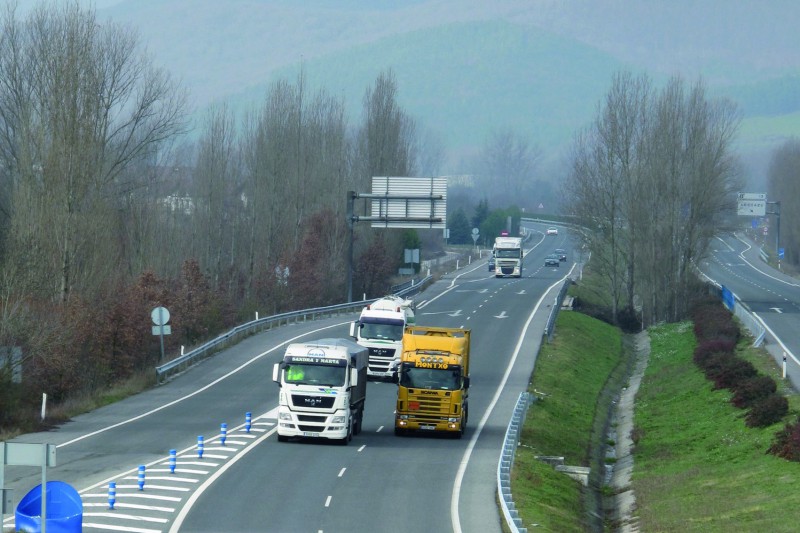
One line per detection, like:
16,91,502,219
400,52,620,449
635,323,800,532
513,311,623,531
512,297,800,531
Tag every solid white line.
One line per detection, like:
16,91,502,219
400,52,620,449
325,495,332,507
83,502,175,512
122,475,198,483
357,445,366,452
115,484,190,492
151,467,209,475
169,427,277,532
58,323,346,448
83,523,161,533
338,468,346,477
83,493,182,502
450,271,572,533
83,512,168,523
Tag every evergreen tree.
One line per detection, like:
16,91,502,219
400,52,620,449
449,209,472,244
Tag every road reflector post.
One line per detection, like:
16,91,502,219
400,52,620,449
108,482,116,510
245,412,252,433
169,449,177,474
137,465,145,491
197,436,204,458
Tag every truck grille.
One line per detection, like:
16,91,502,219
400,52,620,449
405,391,453,414
297,414,327,423
291,395,335,409
368,347,396,358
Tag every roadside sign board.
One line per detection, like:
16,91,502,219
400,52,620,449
779,248,785,259
737,199,766,216
738,192,766,200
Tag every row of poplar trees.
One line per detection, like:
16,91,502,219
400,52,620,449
0,2,422,410
565,72,743,327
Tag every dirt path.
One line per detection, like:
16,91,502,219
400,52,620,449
609,330,650,532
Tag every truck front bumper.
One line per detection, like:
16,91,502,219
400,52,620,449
277,408,349,439
395,415,462,432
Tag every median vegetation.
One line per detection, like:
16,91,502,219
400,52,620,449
511,281,800,531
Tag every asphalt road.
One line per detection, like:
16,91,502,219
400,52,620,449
2,223,576,533
698,232,800,390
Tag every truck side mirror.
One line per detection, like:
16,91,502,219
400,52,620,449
272,363,281,385
350,367,359,388
349,321,357,338
464,376,470,389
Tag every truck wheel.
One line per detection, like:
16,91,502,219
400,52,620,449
277,434,288,443
394,427,405,436
355,411,363,435
340,423,352,445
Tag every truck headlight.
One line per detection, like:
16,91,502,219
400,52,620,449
279,412,292,421
331,415,346,423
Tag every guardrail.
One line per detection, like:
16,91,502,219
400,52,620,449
545,279,572,342
498,392,532,533
155,276,432,382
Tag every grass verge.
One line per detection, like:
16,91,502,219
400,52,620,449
512,310,623,531
633,322,800,532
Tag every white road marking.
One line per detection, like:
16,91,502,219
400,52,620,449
325,495,332,507
376,426,384,432
358,445,366,452
338,468,346,477
83,502,175,512
83,523,161,533
82,512,167,523
450,270,573,533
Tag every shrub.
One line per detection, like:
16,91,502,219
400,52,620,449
731,375,777,409
768,418,800,461
705,355,757,390
746,393,789,428
691,298,739,343
693,338,736,369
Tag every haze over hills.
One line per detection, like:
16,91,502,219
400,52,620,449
9,0,800,186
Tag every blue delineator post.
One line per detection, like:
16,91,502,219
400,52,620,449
169,449,177,474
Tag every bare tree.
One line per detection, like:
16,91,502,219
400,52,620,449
565,72,740,325
768,140,800,265
0,2,187,302
476,128,541,210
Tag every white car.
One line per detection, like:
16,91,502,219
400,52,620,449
546,227,558,236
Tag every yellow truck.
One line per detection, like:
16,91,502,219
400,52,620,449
395,326,470,438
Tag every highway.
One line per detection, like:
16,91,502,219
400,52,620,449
698,232,800,390
3,222,576,533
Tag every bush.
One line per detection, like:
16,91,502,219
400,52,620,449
705,354,757,390
731,375,777,408
768,418,800,461
693,338,736,369
746,393,789,428
691,297,739,343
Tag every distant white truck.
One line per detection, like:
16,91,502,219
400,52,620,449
272,338,367,444
494,236,523,277
349,295,415,381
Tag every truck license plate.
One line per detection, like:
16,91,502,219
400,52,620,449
303,432,320,437
420,425,435,430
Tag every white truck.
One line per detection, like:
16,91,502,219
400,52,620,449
272,338,367,444
494,236,523,277
349,295,415,381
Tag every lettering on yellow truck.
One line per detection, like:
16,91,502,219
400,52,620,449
395,325,471,438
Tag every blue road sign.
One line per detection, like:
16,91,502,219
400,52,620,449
779,248,785,259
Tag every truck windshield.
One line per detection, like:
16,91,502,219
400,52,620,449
399,364,461,390
284,364,346,386
360,320,404,341
495,249,520,258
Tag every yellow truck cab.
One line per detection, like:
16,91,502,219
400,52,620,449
395,326,470,438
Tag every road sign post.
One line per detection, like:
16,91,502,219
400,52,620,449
151,306,171,363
